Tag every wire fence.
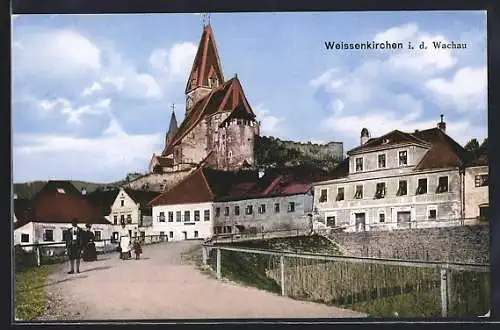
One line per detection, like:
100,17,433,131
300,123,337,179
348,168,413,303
207,227,309,244
202,245,490,318
14,235,168,271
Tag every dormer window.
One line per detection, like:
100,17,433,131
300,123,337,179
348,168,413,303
399,151,408,166
209,76,218,88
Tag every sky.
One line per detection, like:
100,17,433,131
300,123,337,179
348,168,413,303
11,11,487,183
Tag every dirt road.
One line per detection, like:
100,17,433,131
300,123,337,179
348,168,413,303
41,241,366,320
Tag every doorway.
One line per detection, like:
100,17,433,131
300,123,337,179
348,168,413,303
182,231,187,240
355,213,366,232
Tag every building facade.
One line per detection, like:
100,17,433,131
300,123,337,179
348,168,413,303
464,143,488,220
313,117,473,232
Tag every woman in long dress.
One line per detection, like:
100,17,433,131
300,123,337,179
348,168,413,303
82,224,98,261
119,223,131,260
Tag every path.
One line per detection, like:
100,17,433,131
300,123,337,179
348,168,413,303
42,241,366,320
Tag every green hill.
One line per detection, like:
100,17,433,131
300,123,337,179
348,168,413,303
13,180,123,199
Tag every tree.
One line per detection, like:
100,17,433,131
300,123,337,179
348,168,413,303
464,138,480,153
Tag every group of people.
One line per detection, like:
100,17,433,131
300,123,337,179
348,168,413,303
64,219,142,274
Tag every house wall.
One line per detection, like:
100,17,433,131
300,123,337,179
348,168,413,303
110,189,140,226
152,202,214,241
220,118,257,171
465,166,489,219
213,194,312,232
14,222,35,249
314,168,461,231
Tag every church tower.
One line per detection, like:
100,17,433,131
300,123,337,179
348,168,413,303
162,107,178,156
184,24,224,116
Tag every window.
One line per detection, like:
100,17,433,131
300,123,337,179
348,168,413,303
112,232,119,241
120,215,125,225
169,231,174,238
194,231,199,238
215,207,221,217
94,231,101,241
194,210,200,222
176,211,182,222
336,187,345,201
319,189,328,203
428,208,437,220
475,174,488,187
43,230,54,242
436,176,449,193
479,206,488,219
379,212,385,223
237,119,242,125
113,215,118,225
120,200,124,207
21,234,29,243
416,178,427,195
378,154,386,168
184,211,190,222
126,214,132,224
228,150,233,158
160,231,165,237
258,204,266,214
326,216,336,227
355,157,363,172
168,211,174,222
159,212,165,222
354,185,363,199
274,203,280,213
224,207,230,216
287,202,295,213
246,205,253,215
375,183,386,199
234,206,240,216
397,180,407,196
204,210,210,221
399,151,408,166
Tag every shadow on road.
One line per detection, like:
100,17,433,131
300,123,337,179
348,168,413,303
18,276,87,294
80,266,112,273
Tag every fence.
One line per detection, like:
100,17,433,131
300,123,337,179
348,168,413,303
201,245,490,318
14,235,168,270
208,228,309,244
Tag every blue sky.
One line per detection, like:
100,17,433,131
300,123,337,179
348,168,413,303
12,11,487,183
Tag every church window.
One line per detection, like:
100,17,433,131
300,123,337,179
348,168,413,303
186,97,193,108
237,119,242,125
228,151,233,158
209,76,218,88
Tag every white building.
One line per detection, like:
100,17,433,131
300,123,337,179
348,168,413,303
313,117,476,232
13,181,114,252
464,142,488,220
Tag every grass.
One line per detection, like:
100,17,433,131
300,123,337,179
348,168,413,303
14,264,57,321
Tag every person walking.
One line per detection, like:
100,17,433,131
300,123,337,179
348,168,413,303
65,218,84,274
119,222,131,260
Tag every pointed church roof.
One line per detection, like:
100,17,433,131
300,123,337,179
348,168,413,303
165,77,256,155
168,110,178,134
185,24,225,93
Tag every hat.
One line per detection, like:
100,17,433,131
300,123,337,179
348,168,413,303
86,223,92,228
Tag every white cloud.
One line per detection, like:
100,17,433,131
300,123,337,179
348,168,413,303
374,23,419,43
37,97,111,125
254,104,284,136
331,99,344,114
13,29,101,78
149,42,197,80
13,117,163,181
309,68,338,88
82,82,103,97
425,66,487,112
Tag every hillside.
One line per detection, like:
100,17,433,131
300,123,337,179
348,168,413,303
254,136,343,171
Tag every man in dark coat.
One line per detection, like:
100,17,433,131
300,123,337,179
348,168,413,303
65,218,84,274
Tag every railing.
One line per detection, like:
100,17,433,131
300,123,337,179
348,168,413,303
14,235,169,269
207,228,310,244
201,245,490,318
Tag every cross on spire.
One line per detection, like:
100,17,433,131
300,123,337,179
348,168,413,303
202,13,211,26
170,103,175,113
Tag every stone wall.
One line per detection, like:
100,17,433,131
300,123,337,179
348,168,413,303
124,169,194,192
328,224,490,264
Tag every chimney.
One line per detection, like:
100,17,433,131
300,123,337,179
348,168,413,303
81,187,87,196
258,170,265,178
437,114,446,132
360,128,370,145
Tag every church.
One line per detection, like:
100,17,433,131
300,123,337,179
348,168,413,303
149,23,260,175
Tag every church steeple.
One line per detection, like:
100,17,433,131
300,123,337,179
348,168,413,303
162,105,178,156
185,24,224,116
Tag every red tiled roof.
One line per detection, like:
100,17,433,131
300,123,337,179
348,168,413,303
411,128,469,171
348,130,430,155
14,181,111,229
185,25,225,94
166,77,256,155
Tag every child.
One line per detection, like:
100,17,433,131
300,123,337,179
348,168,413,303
133,239,142,260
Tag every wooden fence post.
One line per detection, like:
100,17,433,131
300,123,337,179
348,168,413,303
216,248,222,280
36,245,41,267
440,267,450,317
280,255,286,296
